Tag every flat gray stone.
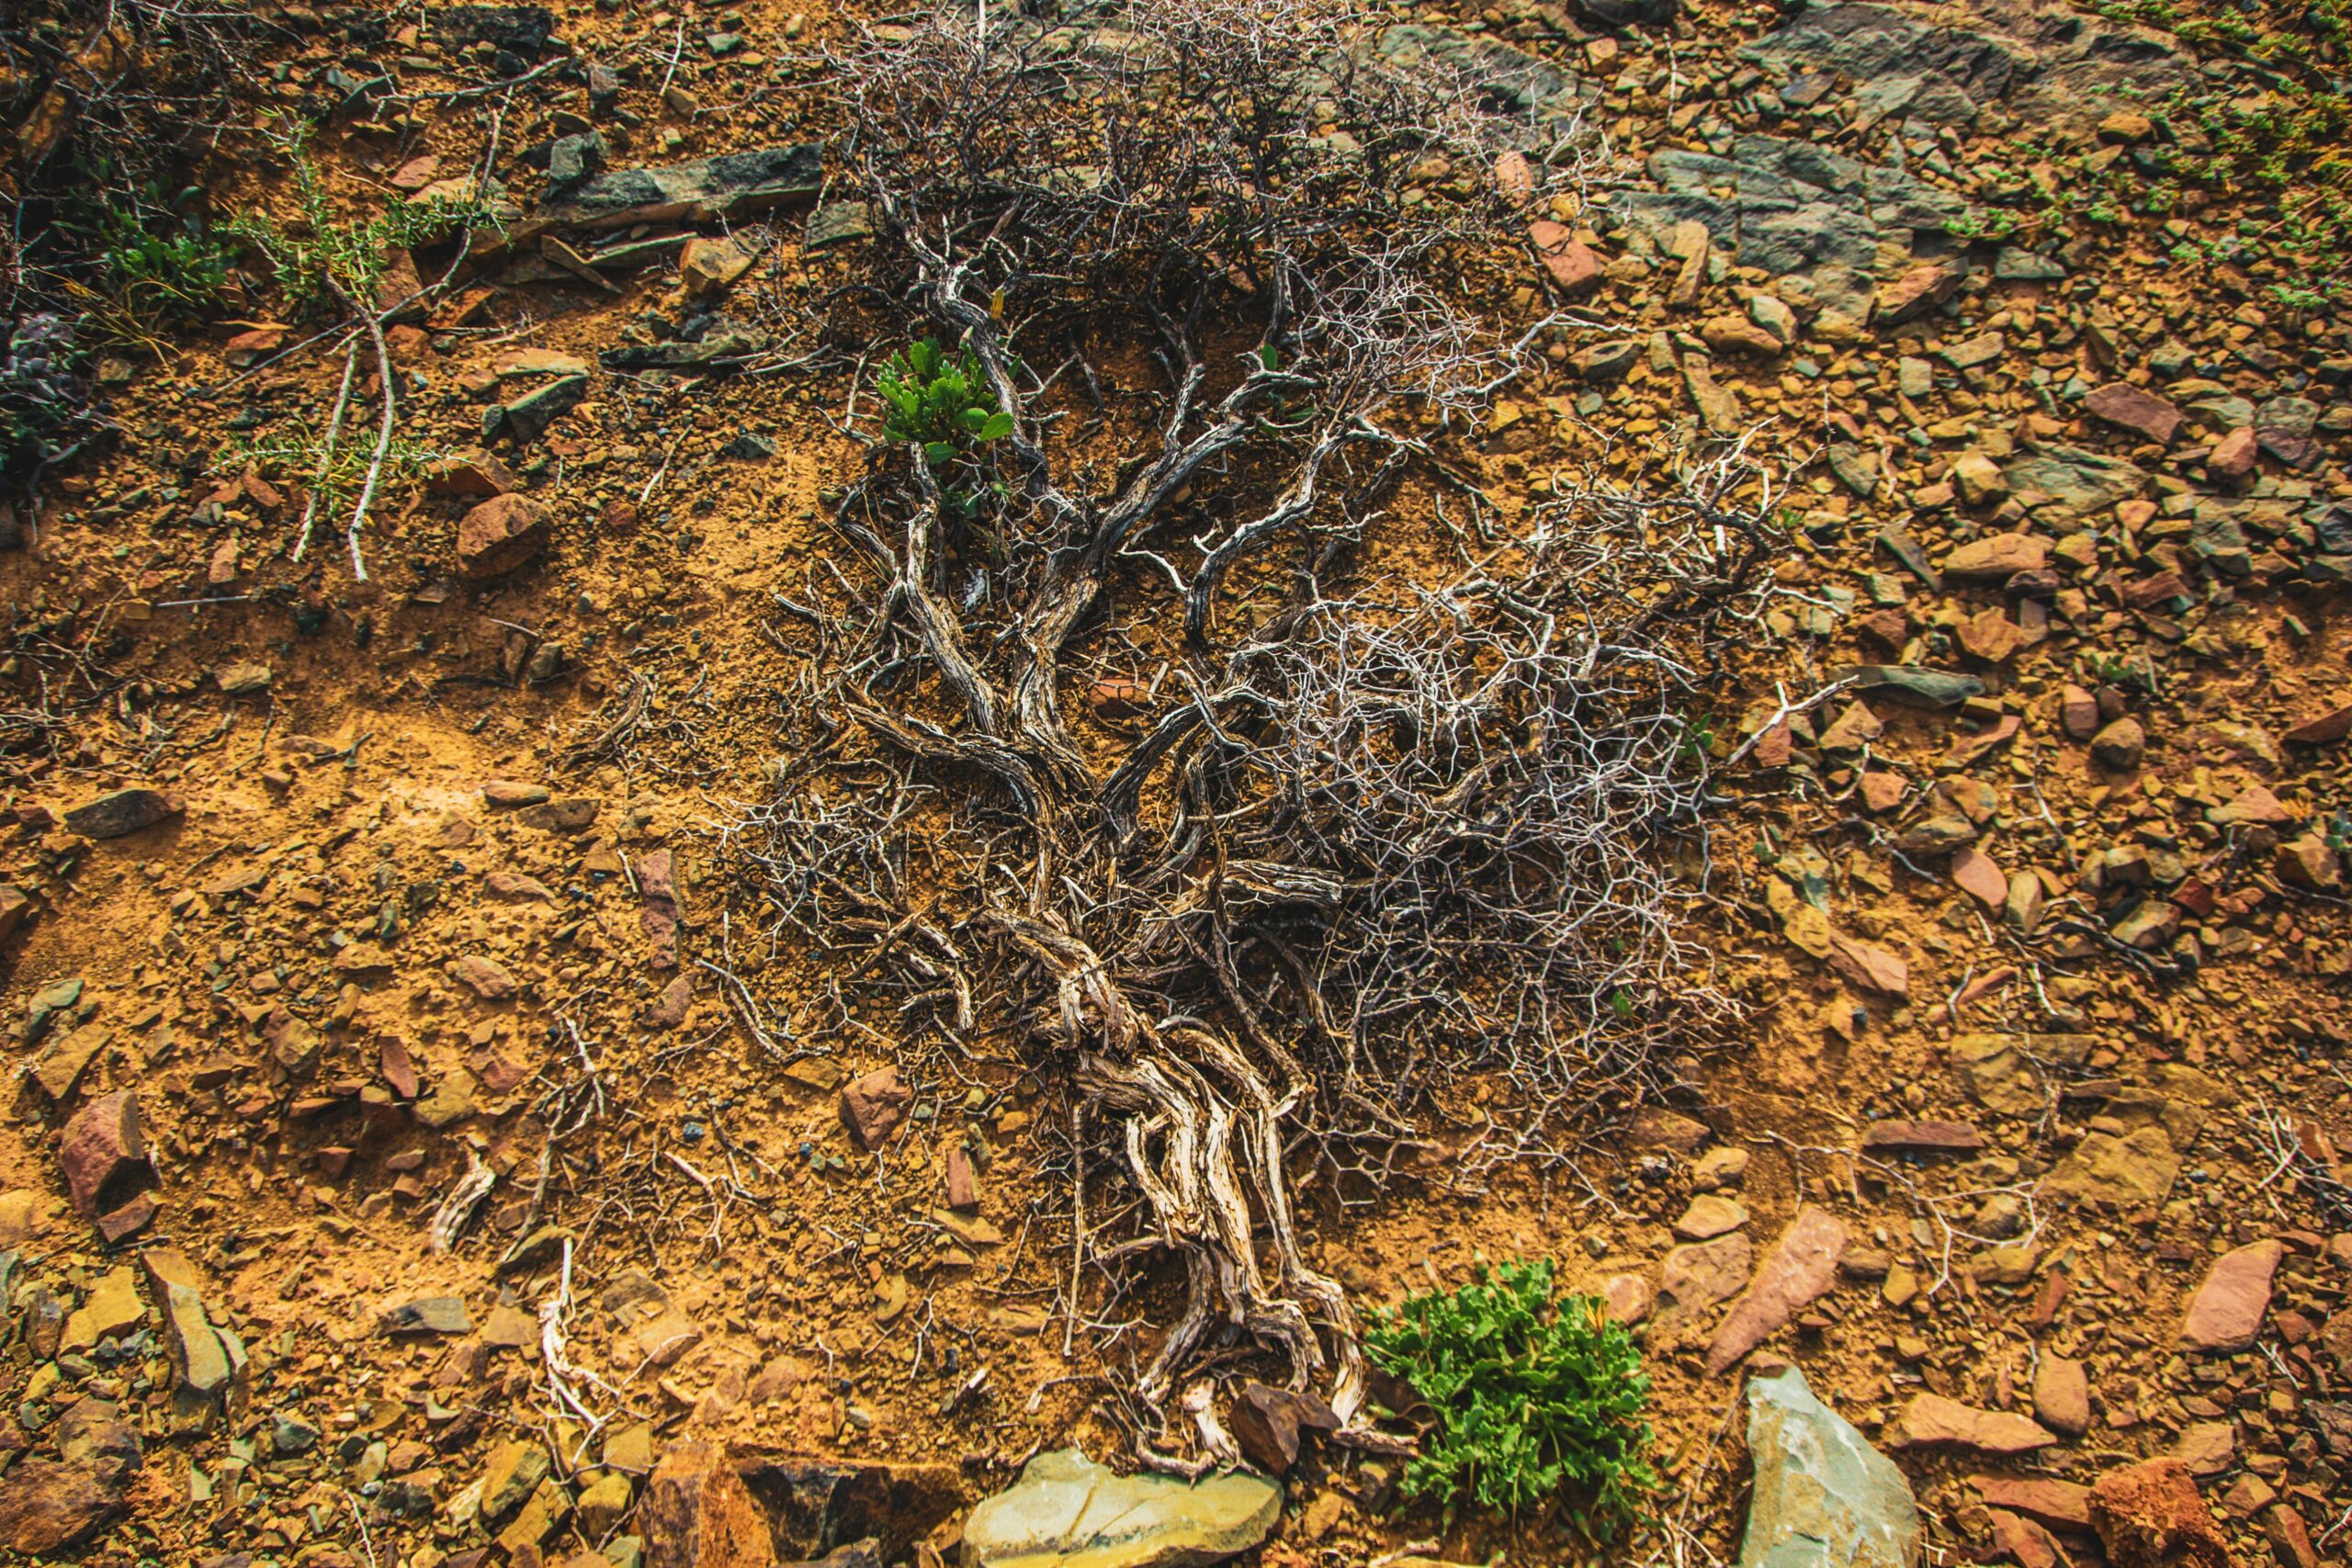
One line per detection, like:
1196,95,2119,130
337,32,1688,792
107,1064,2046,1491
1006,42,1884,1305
539,144,822,229
64,789,181,840
961,1448,1279,1568
2000,442,2147,518
1739,1365,1920,1568
805,201,875,250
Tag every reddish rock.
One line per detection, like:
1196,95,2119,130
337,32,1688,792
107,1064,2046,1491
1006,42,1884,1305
1943,533,2049,580
1600,1272,1654,1325
2208,425,2258,479
1972,1476,2093,1530
2179,1238,2282,1352
1950,847,2007,911
1991,1510,2062,1568
2086,383,2183,445
58,1092,150,1222
650,976,692,1031
2033,1354,2091,1438
1826,933,1908,998
840,1067,910,1150
1705,1207,1847,1372
2089,1459,2229,1568
641,1441,776,1568
2283,703,2352,746
1873,261,1966,324
456,494,551,581
1859,772,1907,813
2059,684,2101,740
2264,1503,2320,1568
944,1145,979,1211
1227,1382,1339,1476
0,1401,141,1553
1886,1393,2056,1454
2274,834,2341,890
2208,785,2292,829
1528,220,1600,295
423,451,520,497
452,955,519,1001
0,1458,125,1553
1860,1120,1985,1155
2090,716,2146,772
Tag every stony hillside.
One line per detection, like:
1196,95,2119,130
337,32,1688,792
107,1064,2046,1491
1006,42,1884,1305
0,1,2346,1566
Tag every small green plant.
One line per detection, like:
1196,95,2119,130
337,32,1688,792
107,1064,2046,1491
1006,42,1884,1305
223,412,447,559
221,118,491,313
876,337,1014,459
1363,1258,1657,1537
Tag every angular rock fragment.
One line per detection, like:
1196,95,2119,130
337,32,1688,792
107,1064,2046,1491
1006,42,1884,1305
1707,1207,1847,1371
539,145,823,228
960,1448,1279,1568
63,788,181,840
1738,1365,1917,1568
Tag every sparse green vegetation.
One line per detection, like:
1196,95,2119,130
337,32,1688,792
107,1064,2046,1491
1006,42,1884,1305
874,337,1015,518
1363,1259,1657,1537
221,118,492,315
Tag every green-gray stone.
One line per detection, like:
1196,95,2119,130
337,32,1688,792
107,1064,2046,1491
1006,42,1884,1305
1738,1366,1919,1568
961,1448,1279,1568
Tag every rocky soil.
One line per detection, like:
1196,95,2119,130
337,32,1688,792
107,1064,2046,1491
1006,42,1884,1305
0,0,2347,1566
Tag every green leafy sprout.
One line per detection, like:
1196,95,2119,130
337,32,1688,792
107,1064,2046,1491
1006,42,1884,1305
221,118,494,313
875,336,1016,519
1363,1258,1658,1538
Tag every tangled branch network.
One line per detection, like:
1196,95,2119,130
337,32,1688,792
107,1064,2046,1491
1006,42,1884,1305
720,0,1774,1468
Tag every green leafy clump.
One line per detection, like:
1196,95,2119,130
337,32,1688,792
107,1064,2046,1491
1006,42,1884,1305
874,337,1016,523
1363,1259,1657,1538
876,337,1015,466
221,118,493,313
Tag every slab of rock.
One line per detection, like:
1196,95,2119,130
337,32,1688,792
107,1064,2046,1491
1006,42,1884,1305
1227,1383,1338,1477
2042,1125,2179,1209
539,144,822,228
2032,1354,2090,1438
0,1399,141,1552
1707,1207,1847,1372
63,788,180,840
1833,664,1984,708
1662,1232,1754,1321
644,1441,776,1568
2178,1238,2282,1352
1972,1476,2093,1531
2089,1459,2228,1568
682,233,761,295
1886,1393,2055,1454
1860,1120,1984,1156
840,1067,910,1150
59,1090,150,1221
1529,220,1601,294
485,373,586,445
2086,383,2183,445
960,1447,1279,1568
732,1456,964,1560
805,201,876,250
1673,1194,1749,1240
457,494,551,580
2001,443,2146,518
379,1295,473,1337
1737,1365,1918,1568
1826,933,1907,998
1943,533,2047,580
156,1275,244,1431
